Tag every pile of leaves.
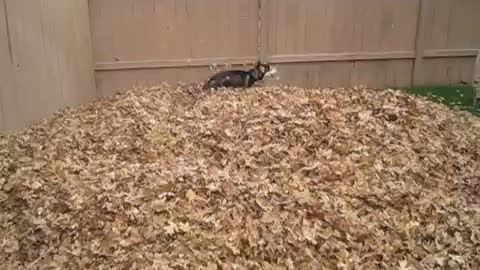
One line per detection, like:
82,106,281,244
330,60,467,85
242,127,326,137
1,84,479,270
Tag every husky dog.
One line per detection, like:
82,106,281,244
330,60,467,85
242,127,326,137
203,61,277,90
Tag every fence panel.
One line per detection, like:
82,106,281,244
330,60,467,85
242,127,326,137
425,0,480,50
260,0,419,88
413,0,479,85
0,0,13,131
90,0,480,94
90,0,260,96
263,0,419,56
90,0,259,63
0,0,95,132
2,0,479,132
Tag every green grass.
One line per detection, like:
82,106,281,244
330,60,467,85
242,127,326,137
402,85,480,117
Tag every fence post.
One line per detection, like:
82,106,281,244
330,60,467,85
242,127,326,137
412,0,430,87
474,51,480,107
258,0,268,62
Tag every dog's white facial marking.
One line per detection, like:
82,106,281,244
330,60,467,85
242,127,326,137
265,67,278,77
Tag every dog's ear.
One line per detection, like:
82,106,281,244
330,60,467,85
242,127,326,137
255,60,261,67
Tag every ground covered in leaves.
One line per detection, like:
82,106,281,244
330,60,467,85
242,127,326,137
1,84,480,270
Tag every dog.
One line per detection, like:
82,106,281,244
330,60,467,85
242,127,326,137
202,61,277,90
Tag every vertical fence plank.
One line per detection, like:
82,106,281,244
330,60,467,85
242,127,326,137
2,0,479,132
0,0,9,130
90,0,478,94
412,0,430,86
0,0,95,132
474,51,480,106
259,0,268,62
1,0,24,131
52,0,96,106
0,0,11,131
6,0,65,127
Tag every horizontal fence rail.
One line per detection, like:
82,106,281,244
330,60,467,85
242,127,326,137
95,49,479,71
1,0,479,131
89,0,480,96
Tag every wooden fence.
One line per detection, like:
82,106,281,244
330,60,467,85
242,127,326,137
0,0,95,131
91,0,480,96
1,0,480,131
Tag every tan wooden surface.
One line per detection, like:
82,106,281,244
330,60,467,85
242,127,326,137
262,0,419,55
0,0,14,131
88,0,480,96
414,0,480,85
425,0,480,50
1,0,480,131
89,0,259,63
0,0,95,132
475,52,480,104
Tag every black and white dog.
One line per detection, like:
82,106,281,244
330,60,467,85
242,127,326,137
203,61,277,90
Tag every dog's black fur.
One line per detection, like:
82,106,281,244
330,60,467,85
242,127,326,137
203,61,273,90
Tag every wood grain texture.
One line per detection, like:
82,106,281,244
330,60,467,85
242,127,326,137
95,50,480,71
96,56,258,71
263,0,419,55
0,0,95,132
96,64,250,97
0,0,15,131
40,0,96,107
352,60,414,89
269,51,415,63
263,60,413,89
96,67,208,97
475,52,480,104
5,0,63,129
91,0,479,95
89,0,259,63
412,0,430,85
415,57,476,85
263,62,355,88
424,49,478,58
475,51,480,84
425,0,480,50
2,0,480,132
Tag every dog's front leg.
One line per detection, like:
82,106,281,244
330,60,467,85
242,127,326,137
244,74,252,89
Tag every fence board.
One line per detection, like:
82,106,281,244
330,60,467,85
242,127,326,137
42,0,96,107
265,62,354,88
89,0,259,63
448,0,480,49
265,59,412,89
263,0,419,56
89,0,479,95
0,0,16,131
475,53,480,105
0,0,95,132
96,66,212,97
412,0,429,85
5,0,63,127
416,57,476,85
2,0,480,132
425,0,480,50
352,60,413,89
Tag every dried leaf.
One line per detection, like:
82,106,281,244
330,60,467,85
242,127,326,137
0,84,479,269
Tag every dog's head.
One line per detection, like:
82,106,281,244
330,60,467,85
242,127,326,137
251,60,278,80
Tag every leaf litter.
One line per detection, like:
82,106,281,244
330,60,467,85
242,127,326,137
0,84,479,270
